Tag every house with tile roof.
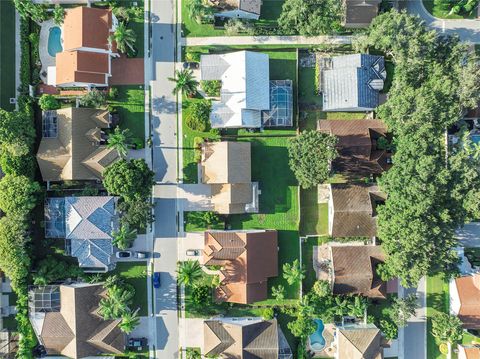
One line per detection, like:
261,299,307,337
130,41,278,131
49,6,119,87
319,54,387,112
342,0,381,28
203,317,292,358
328,184,385,238
328,244,387,299
209,0,262,20
200,141,259,214
44,196,118,273
36,108,119,182
450,273,480,329
203,230,278,304
458,344,480,359
318,119,391,177
334,323,385,359
28,283,125,358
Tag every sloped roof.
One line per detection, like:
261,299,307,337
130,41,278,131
321,54,386,112
201,51,270,128
337,325,383,359
455,274,480,329
36,108,119,181
458,344,480,359
202,142,251,184
204,319,281,358
331,245,386,298
330,184,385,237
344,0,381,28
31,283,124,358
213,0,262,15
56,51,110,87
204,230,278,304
318,119,390,176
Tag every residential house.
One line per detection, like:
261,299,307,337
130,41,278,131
329,244,387,299
204,317,292,358
450,273,480,329
334,323,386,359
209,0,262,20
328,184,385,237
319,54,387,112
49,6,118,87
318,119,391,177
36,108,119,182
44,196,118,273
458,344,480,359
28,283,125,358
343,0,381,28
200,141,259,214
203,230,278,304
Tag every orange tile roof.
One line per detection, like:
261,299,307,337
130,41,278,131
56,51,109,86
455,274,480,329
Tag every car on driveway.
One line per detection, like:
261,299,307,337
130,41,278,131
186,249,200,256
128,337,147,352
183,61,199,70
153,272,161,288
116,251,132,259
134,251,148,259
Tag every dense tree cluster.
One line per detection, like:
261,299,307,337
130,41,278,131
354,11,480,286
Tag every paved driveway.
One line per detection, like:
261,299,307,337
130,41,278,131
179,318,204,351
178,232,204,262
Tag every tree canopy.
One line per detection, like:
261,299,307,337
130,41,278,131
0,175,41,218
0,109,35,159
431,312,463,344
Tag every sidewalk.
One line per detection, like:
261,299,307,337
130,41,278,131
184,35,353,47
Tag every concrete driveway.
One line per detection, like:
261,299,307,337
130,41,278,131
178,232,204,263
177,184,215,211
179,318,204,351
456,222,480,247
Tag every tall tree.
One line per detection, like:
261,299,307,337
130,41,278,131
107,127,132,158
187,0,211,23
282,259,306,286
0,109,35,158
112,22,136,54
0,175,41,218
176,261,202,287
388,294,419,327
120,309,140,333
431,313,463,346
112,224,137,250
168,69,199,97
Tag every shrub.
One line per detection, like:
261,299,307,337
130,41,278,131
262,307,274,320
379,319,398,340
186,100,211,132
38,94,61,111
53,4,65,25
108,87,119,100
200,80,222,97
79,88,107,108
0,175,41,217
0,153,35,178
132,137,144,150
33,256,84,285
191,285,212,305
185,51,201,62
193,137,204,162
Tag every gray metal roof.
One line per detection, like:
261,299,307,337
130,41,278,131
321,54,386,112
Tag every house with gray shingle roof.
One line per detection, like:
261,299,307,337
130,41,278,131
335,323,386,358
319,54,387,112
209,0,262,20
45,196,118,273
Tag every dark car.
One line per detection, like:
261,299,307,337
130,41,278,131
153,272,161,288
183,61,199,70
128,337,148,351
116,251,132,258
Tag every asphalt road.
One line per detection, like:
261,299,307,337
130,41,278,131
402,278,427,359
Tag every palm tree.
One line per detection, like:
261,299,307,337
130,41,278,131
113,6,130,23
120,308,140,333
107,126,132,158
104,274,122,289
168,69,199,97
271,285,285,301
347,296,368,318
98,297,118,320
176,260,202,287
282,259,306,286
112,224,137,250
187,0,209,23
111,22,136,54
334,297,349,316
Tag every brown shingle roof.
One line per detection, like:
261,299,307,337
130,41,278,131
318,120,390,177
455,274,480,329
330,184,385,237
343,0,381,28
36,108,119,181
331,245,386,298
337,325,383,359
203,230,278,304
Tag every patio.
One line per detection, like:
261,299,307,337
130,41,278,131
308,323,335,358
39,19,61,84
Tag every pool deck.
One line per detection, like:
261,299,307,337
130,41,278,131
39,19,60,83
308,323,336,358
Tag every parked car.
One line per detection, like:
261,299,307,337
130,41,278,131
128,337,147,352
186,249,200,256
135,251,147,259
183,61,199,70
153,272,161,288
116,251,132,258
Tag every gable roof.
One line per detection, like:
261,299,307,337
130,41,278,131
30,283,124,358
36,108,119,181
454,274,480,329
204,230,278,304
201,51,270,128
318,119,390,176
331,245,386,298
343,0,381,28
204,318,281,358
337,324,383,359
56,51,110,87
329,184,385,237
321,54,386,112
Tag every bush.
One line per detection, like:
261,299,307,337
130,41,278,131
193,137,204,162
132,137,144,150
79,88,107,108
262,307,274,320
379,319,398,340
185,51,201,62
191,285,212,305
200,80,222,97
108,87,119,100
53,4,65,25
33,256,84,285
0,175,41,218
186,100,211,132
38,94,61,111
0,153,35,178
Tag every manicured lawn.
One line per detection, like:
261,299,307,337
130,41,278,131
423,0,478,19
0,0,16,111
181,0,227,37
109,85,145,141
129,20,145,58
298,67,322,108
113,262,148,316
301,236,331,292
260,0,285,21
426,275,450,359
183,211,225,232
300,187,328,236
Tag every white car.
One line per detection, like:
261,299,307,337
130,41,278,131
186,249,200,256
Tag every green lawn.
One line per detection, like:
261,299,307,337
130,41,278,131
109,85,145,141
0,0,16,111
300,187,329,236
181,0,227,37
422,0,478,19
113,262,148,316
426,275,450,359
129,20,145,58
301,236,331,292
298,67,322,108
183,211,225,232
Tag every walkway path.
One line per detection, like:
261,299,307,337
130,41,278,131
184,35,353,47
406,0,480,43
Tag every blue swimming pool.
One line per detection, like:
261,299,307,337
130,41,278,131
309,319,326,351
48,26,62,57
471,134,480,145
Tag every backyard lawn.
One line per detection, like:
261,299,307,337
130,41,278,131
109,85,145,142
181,0,227,37
301,236,330,292
183,211,225,232
426,275,450,359
0,0,16,111
298,67,322,108
300,187,328,236
113,262,148,316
